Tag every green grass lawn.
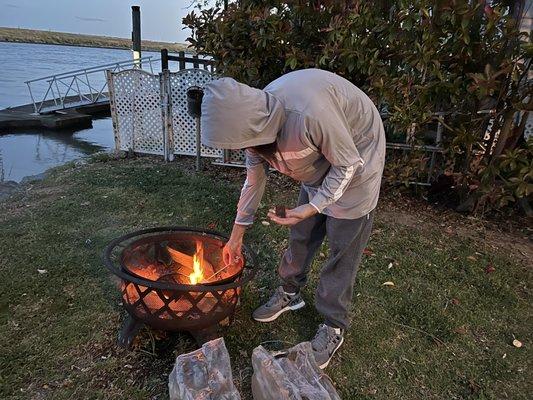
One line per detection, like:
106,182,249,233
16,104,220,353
0,155,531,399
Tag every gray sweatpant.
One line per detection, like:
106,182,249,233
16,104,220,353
278,187,374,331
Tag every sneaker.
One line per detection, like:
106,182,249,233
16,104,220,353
252,286,305,322
311,324,344,369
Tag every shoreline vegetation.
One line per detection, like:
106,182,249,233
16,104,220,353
0,26,189,52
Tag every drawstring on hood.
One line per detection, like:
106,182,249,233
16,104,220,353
200,78,286,150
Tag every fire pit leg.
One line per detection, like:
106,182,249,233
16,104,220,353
189,326,221,346
118,316,144,348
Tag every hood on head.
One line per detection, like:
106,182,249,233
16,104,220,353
200,77,285,150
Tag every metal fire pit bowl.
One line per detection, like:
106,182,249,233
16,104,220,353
103,227,256,347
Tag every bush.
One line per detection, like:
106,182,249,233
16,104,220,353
184,1,531,214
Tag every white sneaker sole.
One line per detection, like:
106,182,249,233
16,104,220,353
252,301,305,323
318,336,344,369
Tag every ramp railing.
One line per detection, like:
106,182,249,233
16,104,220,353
25,57,156,114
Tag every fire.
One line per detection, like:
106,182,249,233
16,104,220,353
189,241,204,284
166,240,218,284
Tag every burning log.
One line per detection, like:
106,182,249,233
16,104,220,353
168,337,241,400
166,243,217,283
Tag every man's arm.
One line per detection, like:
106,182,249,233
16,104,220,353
307,115,364,212
234,150,269,225
223,150,268,265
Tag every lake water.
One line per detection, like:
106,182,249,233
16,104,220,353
0,42,161,182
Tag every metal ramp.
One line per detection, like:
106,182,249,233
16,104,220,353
25,57,157,114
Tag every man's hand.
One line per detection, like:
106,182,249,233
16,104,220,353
223,223,246,266
267,203,318,226
222,239,242,266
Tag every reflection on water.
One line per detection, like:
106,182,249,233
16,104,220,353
0,41,161,183
0,118,115,182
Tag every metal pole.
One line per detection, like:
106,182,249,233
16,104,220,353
161,48,169,71
427,118,444,183
132,6,141,68
196,117,201,171
26,82,37,114
178,51,186,70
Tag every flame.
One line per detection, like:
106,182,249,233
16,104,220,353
189,241,204,284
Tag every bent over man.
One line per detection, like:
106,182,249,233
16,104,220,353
201,68,386,368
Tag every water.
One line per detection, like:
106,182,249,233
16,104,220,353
0,42,160,182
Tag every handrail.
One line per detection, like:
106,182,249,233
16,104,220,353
24,56,156,84
26,56,158,114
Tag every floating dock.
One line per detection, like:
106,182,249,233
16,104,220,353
0,97,109,131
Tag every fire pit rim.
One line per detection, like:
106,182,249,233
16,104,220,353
102,226,256,292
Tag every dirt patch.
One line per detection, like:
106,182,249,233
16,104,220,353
377,195,532,265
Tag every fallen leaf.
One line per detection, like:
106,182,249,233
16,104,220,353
363,248,374,256
261,221,270,226
512,339,522,348
485,264,496,274
37,269,47,274
451,298,460,305
382,281,395,286
388,262,393,269
454,326,468,335
467,256,477,261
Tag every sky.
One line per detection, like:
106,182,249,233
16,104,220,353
0,0,197,43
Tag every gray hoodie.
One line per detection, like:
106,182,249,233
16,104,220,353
201,69,386,224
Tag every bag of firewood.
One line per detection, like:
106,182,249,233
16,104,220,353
169,337,241,400
251,342,340,400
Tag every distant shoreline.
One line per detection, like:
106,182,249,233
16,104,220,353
0,27,189,53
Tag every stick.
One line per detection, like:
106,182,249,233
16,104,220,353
376,315,447,347
203,263,231,282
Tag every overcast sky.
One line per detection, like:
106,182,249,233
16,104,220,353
0,0,197,43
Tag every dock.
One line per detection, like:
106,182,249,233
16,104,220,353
0,55,158,132
0,97,109,130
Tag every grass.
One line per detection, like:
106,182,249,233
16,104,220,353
0,155,531,399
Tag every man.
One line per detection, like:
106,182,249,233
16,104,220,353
201,68,385,369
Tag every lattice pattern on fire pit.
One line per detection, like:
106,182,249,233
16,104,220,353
103,227,255,335
122,282,240,331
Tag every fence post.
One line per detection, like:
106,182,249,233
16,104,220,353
106,70,121,153
179,51,186,70
161,69,174,161
161,48,169,71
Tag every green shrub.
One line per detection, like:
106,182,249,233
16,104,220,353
184,1,531,214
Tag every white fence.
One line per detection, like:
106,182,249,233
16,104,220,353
106,68,244,163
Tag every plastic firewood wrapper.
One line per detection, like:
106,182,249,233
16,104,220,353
169,337,241,400
251,342,340,400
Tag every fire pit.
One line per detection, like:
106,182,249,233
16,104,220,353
103,227,256,347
